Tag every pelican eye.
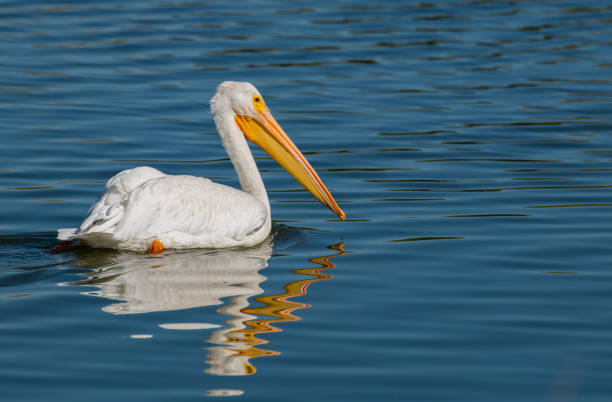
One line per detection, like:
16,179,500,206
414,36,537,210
252,95,266,114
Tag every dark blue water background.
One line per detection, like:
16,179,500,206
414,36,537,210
1,1,612,401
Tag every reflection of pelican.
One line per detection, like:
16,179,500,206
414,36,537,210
74,243,272,315
58,81,344,252
69,241,345,376
223,242,345,362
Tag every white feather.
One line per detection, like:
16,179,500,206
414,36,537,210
60,167,268,250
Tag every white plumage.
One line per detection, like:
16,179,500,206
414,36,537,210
59,167,267,250
58,81,344,251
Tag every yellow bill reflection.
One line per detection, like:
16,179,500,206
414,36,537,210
208,242,346,374
67,240,345,376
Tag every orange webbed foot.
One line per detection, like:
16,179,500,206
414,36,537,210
148,240,164,254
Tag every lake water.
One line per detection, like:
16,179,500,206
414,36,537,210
1,0,612,400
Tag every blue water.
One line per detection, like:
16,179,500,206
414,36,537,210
2,1,612,400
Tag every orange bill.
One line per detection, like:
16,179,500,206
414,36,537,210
235,109,345,220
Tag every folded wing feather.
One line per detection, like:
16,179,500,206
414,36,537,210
58,166,268,248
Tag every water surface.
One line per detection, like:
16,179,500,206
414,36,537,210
1,1,612,401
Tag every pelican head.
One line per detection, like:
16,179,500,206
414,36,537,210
211,81,345,220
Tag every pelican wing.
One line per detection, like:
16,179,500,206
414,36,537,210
115,175,267,241
79,166,167,234
61,166,268,249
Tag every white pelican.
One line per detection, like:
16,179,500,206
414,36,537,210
58,81,345,252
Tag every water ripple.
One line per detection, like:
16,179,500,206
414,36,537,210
2,0,612,401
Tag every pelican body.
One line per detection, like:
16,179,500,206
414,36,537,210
58,81,344,251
